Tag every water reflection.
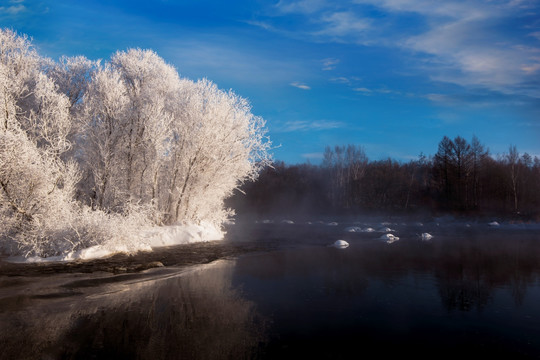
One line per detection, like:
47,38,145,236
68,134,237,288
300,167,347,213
235,231,540,309
0,261,265,360
230,228,540,358
1,224,540,359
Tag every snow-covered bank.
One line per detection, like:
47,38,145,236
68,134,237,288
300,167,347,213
7,222,224,263
143,222,223,248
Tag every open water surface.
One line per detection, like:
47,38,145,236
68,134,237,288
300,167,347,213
1,216,540,359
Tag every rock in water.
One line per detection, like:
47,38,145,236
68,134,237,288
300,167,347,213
421,233,433,241
332,240,349,249
379,233,399,243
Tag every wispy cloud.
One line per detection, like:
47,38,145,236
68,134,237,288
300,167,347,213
404,15,540,97
353,86,406,97
0,4,25,15
257,0,540,98
275,0,328,14
301,152,324,160
353,87,372,93
353,0,492,20
423,91,531,108
290,81,311,90
321,57,339,70
375,0,540,97
424,93,451,103
280,120,344,132
166,39,310,87
313,11,370,39
259,2,372,43
330,76,350,84
529,32,540,41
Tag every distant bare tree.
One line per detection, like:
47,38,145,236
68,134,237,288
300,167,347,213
505,145,520,213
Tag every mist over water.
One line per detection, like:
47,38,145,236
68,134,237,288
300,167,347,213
2,216,540,359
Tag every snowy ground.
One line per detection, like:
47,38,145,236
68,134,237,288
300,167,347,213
7,222,224,263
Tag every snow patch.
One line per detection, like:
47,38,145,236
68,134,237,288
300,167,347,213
488,221,500,227
420,233,433,241
327,222,339,226
143,222,223,247
281,219,295,224
345,226,363,232
377,227,395,232
10,222,223,263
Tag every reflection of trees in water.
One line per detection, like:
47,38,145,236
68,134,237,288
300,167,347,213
234,229,540,313
436,265,492,312
432,234,540,311
0,261,266,360
234,248,370,301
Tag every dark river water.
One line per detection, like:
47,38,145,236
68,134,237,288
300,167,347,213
1,216,540,359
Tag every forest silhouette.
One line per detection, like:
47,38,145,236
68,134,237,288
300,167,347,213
230,136,540,220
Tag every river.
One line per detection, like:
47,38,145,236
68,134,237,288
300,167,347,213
1,216,540,359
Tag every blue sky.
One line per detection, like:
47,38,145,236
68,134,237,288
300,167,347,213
2,0,539,164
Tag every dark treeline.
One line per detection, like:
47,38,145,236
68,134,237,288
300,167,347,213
228,135,540,220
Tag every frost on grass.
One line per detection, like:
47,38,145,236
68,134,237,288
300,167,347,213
0,29,271,261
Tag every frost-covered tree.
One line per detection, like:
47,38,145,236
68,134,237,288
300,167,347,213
81,64,131,210
0,29,81,256
81,50,271,227
81,49,183,214
0,28,271,258
162,78,270,225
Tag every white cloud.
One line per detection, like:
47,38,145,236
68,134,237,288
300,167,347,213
301,152,324,160
0,4,25,15
424,93,451,103
353,87,372,93
166,39,310,87
321,57,339,70
353,0,492,20
313,11,370,38
330,77,351,84
353,87,406,96
529,32,540,41
384,0,540,97
276,0,328,14
280,120,343,132
407,20,540,96
290,81,311,90
258,0,540,97
521,62,540,74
